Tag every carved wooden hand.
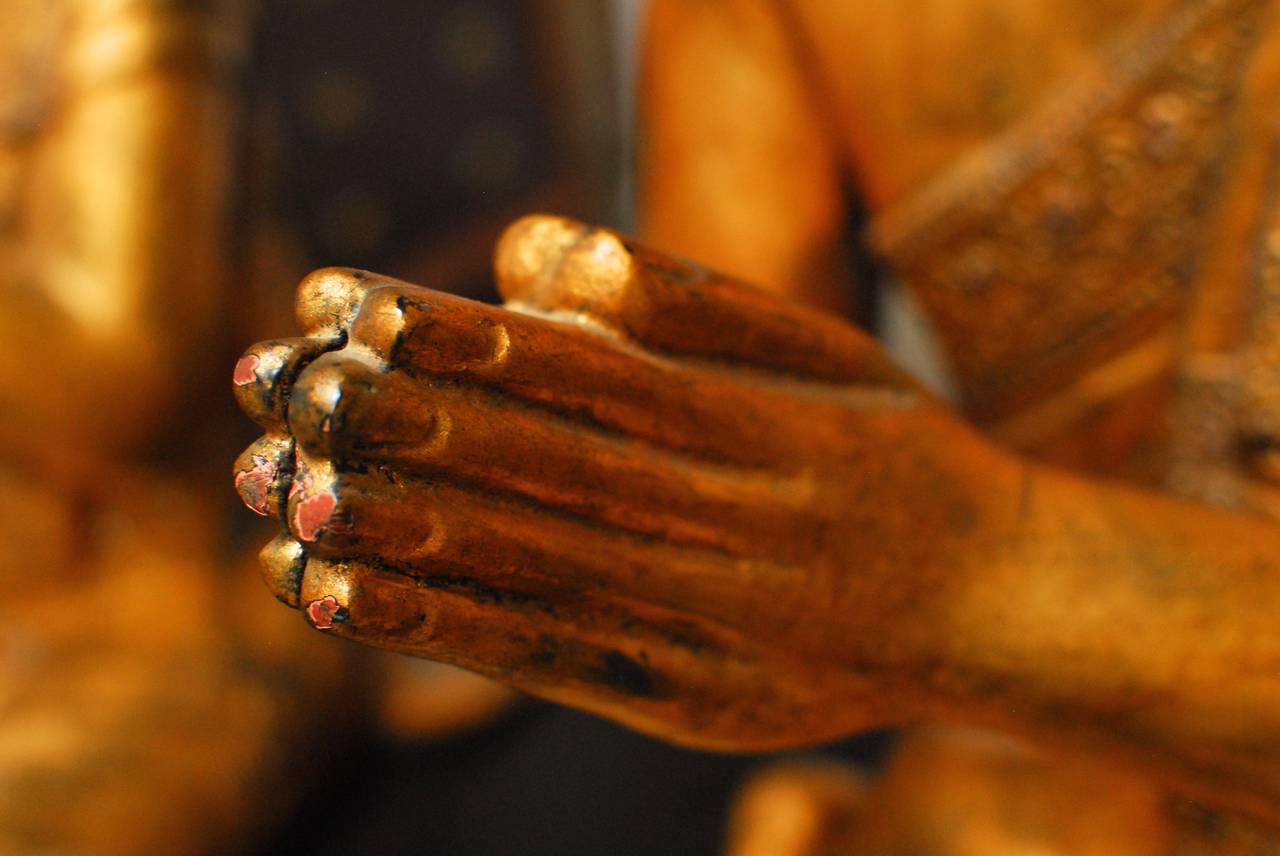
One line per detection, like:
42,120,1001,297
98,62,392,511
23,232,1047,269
233,214,1022,748
235,215,1280,825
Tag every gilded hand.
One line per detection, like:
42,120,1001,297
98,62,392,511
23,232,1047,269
233,215,1022,749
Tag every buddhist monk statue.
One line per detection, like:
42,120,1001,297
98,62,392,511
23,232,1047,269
234,0,1280,840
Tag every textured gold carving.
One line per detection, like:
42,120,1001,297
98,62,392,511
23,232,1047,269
871,0,1269,423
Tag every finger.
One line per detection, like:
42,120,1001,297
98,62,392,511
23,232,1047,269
258,532,307,608
298,555,781,745
232,432,294,520
494,214,912,387
283,460,806,619
346,284,855,470
297,554,672,706
232,337,334,430
287,352,822,555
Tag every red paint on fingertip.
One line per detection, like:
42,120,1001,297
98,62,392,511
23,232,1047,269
295,492,336,541
233,354,260,386
234,456,276,515
306,595,342,629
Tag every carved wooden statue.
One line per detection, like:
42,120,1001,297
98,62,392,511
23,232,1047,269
232,0,1280,847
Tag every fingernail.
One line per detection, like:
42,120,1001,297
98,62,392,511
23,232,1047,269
305,593,347,629
233,354,259,386
294,492,337,541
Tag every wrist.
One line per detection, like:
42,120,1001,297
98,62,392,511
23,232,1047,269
910,461,1280,820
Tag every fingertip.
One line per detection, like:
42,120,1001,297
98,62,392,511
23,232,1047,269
300,557,358,630
232,338,332,429
294,492,337,542
286,353,379,457
347,285,410,362
496,216,643,339
233,433,294,519
295,267,380,338
285,453,341,545
493,213,591,304
556,228,637,314
259,533,307,608
300,557,446,651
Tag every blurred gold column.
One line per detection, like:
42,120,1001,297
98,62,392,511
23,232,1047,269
0,0,248,492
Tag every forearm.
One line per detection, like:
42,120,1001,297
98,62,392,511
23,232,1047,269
933,462,1280,822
